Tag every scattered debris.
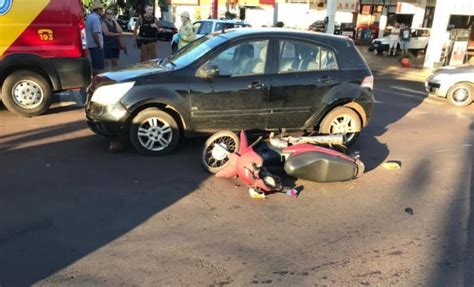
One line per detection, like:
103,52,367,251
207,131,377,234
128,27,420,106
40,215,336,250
249,188,267,199
382,161,401,170
286,188,299,198
405,208,414,215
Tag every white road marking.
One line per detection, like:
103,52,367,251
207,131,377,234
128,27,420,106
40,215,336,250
435,144,473,153
390,85,427,96
374,88,443,105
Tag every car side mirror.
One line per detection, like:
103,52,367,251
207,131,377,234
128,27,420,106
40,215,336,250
197,65,220,79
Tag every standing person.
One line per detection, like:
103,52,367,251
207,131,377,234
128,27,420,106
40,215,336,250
388,22,400,56
178,12,196,49
102,8,125,71
134,3,159,62
399,23,411,55
86,1,105,76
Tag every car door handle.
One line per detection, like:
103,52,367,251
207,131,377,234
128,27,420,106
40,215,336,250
248,81,265,90
319,76,332,83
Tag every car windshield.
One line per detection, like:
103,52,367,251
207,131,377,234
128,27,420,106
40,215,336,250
164,34,227,69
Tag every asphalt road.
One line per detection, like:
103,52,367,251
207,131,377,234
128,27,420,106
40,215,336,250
0,39,473,286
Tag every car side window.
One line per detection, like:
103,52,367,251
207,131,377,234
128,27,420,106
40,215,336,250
215,23,234,31
200,40,269,77
278,40,338,73
320,48,338,70
198,21,213,34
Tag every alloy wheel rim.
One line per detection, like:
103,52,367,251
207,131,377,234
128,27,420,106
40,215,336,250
137,117,173,151
453,88,470,103
12,80,44,109
204,136,237,169
330,115,358,142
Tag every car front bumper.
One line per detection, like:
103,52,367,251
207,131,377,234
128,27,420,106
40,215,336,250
425,81,443,98
85,101,130,137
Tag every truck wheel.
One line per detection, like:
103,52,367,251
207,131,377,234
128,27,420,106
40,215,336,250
447,82,473,107
2,70,52,117
202,131,240,174
319,107,362,146
130,108,180,156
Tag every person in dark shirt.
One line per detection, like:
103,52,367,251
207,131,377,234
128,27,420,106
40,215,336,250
133,3,159,62
102,8,125,71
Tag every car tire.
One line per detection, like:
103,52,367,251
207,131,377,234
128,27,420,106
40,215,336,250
318,106,362,146
1,70,52,117
130,108,180,156
447,82,473,107
202,131,240,174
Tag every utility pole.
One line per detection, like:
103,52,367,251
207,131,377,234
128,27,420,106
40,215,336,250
378,0,388,39
211,0,218,18
326,0,337,34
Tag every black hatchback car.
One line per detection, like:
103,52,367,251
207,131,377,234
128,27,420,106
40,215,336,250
85,29,374,156
157,20,178,41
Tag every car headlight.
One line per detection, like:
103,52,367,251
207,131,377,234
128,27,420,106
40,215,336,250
431,73,448,83
426,74,435,82
91,82,135,105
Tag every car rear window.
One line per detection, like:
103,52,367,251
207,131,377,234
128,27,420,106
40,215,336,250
335,38,370,71
160,21,176,28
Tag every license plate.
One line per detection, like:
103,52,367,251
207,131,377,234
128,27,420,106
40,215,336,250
374,43,379,47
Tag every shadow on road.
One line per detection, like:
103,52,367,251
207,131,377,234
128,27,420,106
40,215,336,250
428,121,474,286
353,78,429,172
0,122,209,286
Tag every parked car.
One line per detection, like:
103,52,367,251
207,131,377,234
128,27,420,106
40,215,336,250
85,29,374,155
127,17,138,32
157,20,178,41
0,0,91,116
116,15,130,31
340,23,355,38
308,20,341,35
369,28,431,55
193,19,251,38
425,64,473,107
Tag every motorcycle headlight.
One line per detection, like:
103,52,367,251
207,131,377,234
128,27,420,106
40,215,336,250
263,176,276,188
91,82,135,106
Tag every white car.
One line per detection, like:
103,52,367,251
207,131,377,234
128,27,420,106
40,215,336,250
425,64,474,107
193,19,251,38
369,28,431,55
127,17,138,32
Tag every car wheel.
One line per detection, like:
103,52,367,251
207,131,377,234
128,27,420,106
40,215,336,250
202,131,240,174
130,108,180,156
447,82,473,107
319,107,362,146
1,70,52,117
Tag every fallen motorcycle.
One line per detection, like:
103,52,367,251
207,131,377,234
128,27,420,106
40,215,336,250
201,130,364,196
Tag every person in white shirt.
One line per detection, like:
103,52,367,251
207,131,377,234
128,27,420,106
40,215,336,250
388,23,400,56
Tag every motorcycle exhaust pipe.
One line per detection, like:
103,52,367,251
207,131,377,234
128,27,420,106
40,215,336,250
289,134,345,146
310,134,345,145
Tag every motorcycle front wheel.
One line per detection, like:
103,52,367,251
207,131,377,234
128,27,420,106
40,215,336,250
202,131,240,174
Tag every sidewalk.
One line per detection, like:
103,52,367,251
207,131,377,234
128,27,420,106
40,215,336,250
357,45,433,83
